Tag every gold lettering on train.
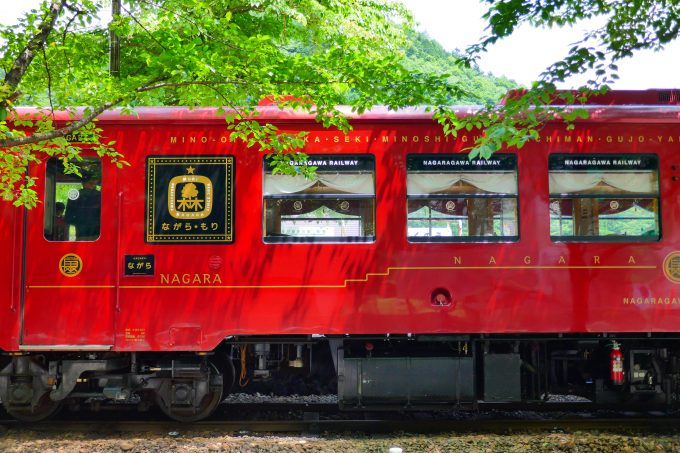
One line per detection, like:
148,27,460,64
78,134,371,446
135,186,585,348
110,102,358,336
453,256,462,264
654,136,680,143
536,135,592,143
558,256,566,264
628,256,637,264
124,327,146,343
489,256,497,264
523,256,532,265
624,297,680,305
167,131,611,145
160,273,222,285
164,130,629,146
593,256,601,264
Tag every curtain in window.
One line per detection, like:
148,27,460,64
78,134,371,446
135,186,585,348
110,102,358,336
549,172,657,194
550,199,655,216
407,172,517,195
408,198,517,216
264,173,374,195
274,199,369,216
409,199,466,215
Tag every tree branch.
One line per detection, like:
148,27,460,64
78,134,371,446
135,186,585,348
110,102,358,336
4,0,66,89
0,99,121,148
41,45,55,115
0,76,169,148
120,3,168,52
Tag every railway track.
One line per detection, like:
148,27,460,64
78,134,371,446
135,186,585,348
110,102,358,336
3,413,680,435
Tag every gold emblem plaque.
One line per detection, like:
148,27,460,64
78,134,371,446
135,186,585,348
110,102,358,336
59,253,83,277
663,251,680,284
168,174,213,219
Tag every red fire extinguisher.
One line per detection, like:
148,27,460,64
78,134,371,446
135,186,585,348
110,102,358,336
610,341,624,385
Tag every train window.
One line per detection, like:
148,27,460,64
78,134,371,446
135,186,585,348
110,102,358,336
549,154,660,241
263,155,375,243
406,154,519,242
43,157,102,242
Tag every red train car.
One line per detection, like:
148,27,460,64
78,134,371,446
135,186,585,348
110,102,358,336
2,90,680,420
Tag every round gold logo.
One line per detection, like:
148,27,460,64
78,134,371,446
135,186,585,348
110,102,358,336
663,252,680,284
59,253,83,277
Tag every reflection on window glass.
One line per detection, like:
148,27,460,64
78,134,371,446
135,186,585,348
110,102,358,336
406,154,518,242
44,157,102,242
263,155,375,243
549,154,659,241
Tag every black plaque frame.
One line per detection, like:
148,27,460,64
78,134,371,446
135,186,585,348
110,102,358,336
146,155,234,244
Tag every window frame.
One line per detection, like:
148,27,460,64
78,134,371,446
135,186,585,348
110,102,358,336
406,153,519,243
43,156,102,242
548,153,661,243
262,154,376,244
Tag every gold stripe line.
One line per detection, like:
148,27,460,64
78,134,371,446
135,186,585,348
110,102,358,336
28,285,116,289
27,265,657,289
120,285,348,289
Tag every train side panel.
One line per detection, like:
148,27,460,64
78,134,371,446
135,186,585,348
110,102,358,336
108,115,680,351
4,106,680,353
0,203,22,351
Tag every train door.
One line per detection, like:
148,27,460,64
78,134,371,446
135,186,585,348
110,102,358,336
20,156,118,349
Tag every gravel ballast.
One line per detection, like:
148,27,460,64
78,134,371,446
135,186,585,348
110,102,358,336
2,429,680,452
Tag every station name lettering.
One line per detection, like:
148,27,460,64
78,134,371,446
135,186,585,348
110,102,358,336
160,273,222,285
169,132,680,146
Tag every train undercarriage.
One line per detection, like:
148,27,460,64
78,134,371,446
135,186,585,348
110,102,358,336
2,334,679,421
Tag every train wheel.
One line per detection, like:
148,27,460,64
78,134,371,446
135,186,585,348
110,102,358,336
2,393,61,422
155,363,224,422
